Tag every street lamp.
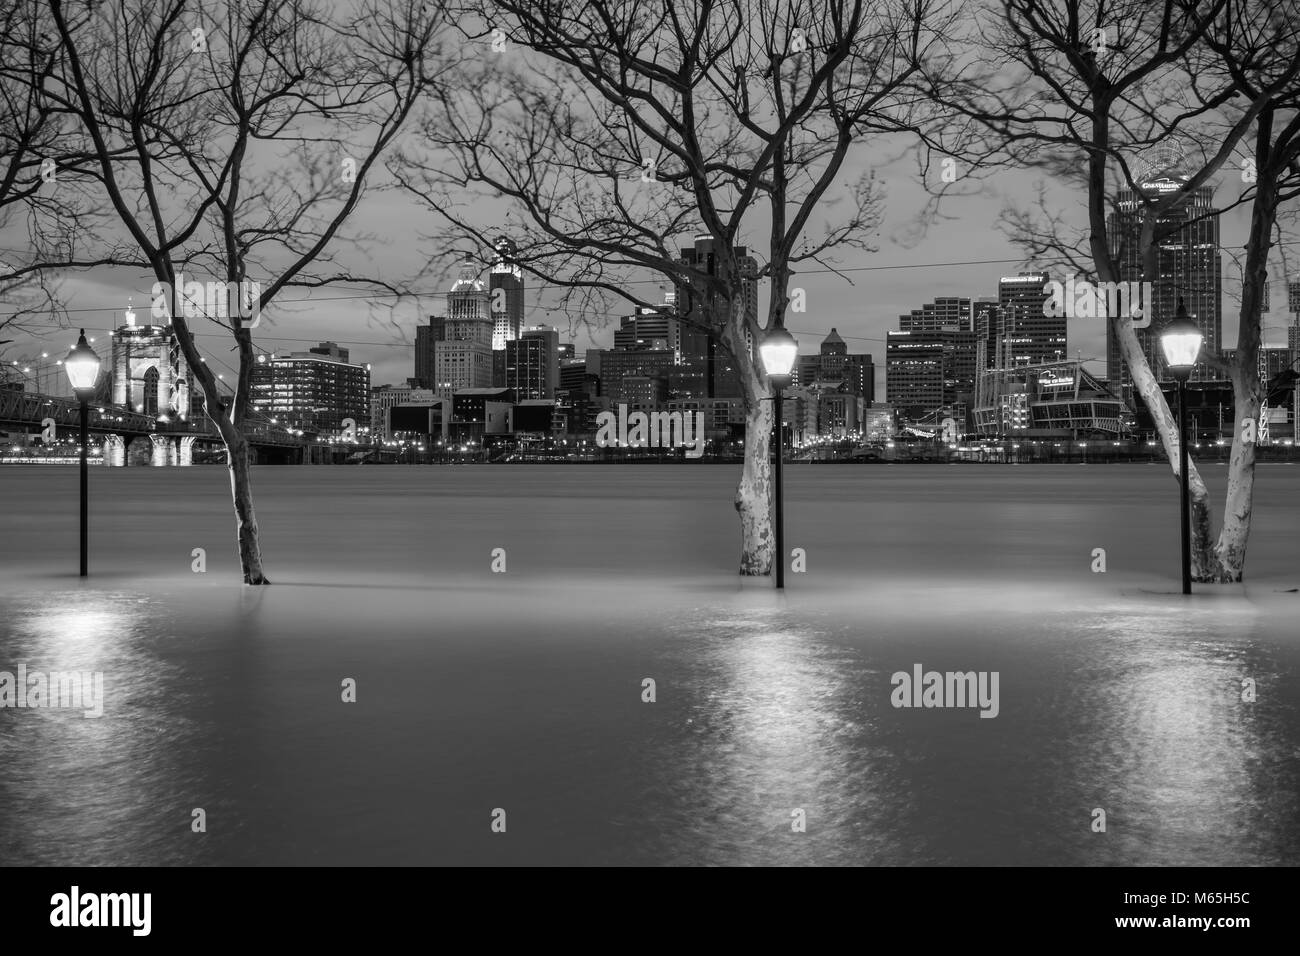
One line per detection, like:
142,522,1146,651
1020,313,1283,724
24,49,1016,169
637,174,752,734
1159,297,1203,595
64,329,102,578
760,326,798,588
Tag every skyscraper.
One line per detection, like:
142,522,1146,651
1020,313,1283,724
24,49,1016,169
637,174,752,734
899,297,973,332
794,328,875,402
434,263,494,398
506,325,560,399
589,348,677,403
675,236,758,398
489,237,525,351
1288,281,1300,351
885,330,977,422
414,316,445,389
1106,153,1222,404
613,306,683,356
973,298,1001,369
997,273,1064,366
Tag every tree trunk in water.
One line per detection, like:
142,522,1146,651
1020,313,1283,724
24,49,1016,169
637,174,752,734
735,392,774,576
1211,435,1253,583
227,437,270,585
1213,151,1273,584
1187,471,1223,583
1213,357,1261,585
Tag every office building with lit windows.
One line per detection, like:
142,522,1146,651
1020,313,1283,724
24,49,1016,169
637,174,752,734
251,341,370,434
1106,147,1223,404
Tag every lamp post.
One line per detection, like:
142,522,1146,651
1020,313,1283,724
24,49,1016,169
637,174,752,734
759,326,798,588
1159,298,1204,595
64,329,102,577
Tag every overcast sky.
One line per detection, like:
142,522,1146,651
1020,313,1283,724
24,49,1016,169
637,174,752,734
3,63,1295,405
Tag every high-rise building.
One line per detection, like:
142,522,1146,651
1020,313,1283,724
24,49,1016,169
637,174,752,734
841,354,874,402
433,263,494,398
506,325,560,399
488,237,525,351
1106,157,1222,403
1288,281,1300,351
613,306,683,356
973,299,1001,370
414,317,445,388
675,236,758,398
559,357,597,397
885,329,977,421
899,297,973,332
667,362,708,399
251,342,370,434
589,348,677,402
997,273,1065,367
794,328,874,402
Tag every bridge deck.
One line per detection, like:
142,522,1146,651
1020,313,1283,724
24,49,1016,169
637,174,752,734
0,389,305,447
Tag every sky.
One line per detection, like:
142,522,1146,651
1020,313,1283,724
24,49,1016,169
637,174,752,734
2,24,1297,405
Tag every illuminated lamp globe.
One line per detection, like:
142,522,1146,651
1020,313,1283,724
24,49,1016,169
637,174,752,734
760,326,799,387
64,329,101,394
1159,298,1203,381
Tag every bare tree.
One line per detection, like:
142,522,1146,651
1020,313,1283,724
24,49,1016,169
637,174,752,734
1195,0,1300,578
2,0,453,583
0,0,97,348
929,0,1300,582
397,0,953,576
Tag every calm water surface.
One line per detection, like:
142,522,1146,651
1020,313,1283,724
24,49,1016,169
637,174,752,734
1,464,1297,865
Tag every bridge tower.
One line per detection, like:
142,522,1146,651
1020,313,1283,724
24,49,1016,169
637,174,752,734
111,301,193,420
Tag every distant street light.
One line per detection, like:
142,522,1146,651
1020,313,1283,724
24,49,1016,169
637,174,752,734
759,326,798,589
64,330,102,578
1159,297,1204,595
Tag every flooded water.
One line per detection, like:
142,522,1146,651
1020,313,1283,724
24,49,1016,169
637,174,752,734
1,464,1298,865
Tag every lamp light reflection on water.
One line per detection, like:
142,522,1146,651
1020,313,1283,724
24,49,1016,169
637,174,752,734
25,601,135,656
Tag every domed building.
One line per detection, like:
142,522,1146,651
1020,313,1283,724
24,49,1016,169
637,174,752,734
433,262,494,398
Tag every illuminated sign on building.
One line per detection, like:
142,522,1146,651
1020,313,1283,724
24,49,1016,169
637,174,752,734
1038,373,1076,389
1138,175,1191,196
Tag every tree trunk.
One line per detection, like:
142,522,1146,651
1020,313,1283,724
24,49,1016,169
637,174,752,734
1110,312,1223,582
1211,123,1277,583
734,385,774,576
226,436,270,585
1214,388,1256,583
1188,475,1224,582
1086,130,1226,584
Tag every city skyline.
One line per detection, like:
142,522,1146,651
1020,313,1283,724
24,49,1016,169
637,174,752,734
16,248,1297,453
8,164,1298,407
